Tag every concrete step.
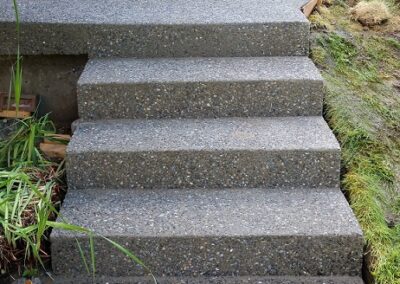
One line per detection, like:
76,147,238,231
0,0,309,57
78,57,323,120
52,276,365,284
51,187,363,278
66,116,340,190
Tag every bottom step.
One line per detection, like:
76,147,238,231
52,275,364,284
51,188,363,278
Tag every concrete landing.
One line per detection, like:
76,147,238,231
0,0,310,57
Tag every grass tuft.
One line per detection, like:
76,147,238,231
0,117,155,281
350,1,392,27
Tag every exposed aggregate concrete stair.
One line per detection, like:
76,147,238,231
0,0,310,57
77,57,323,119
66,117,340,190
53,188,362,278
53,276,364,284
0,0,364,282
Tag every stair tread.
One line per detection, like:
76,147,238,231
78,57,322,85
54,187,361,238
68,117,339,153
1,0,307,25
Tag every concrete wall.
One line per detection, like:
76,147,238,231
0,55,87,128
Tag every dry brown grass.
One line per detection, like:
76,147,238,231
350,0,392,26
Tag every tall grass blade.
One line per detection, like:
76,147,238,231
101,236,157,283
89,233,96,278
11,0,22,113
75,239,90,275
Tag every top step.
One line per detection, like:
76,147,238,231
0,0,310,57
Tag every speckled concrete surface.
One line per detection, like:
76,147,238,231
52,276,364,284
0,0,308,24
68,117,339,154
79,57,321,85
0,1,309,57
78,57,323,119
52,187,363,277
66,117,340,189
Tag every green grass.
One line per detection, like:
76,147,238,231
0,164,64,271
0,115,56,168
9,0,22,113
310,1,400,283
0,116,66,273
0,117,155,281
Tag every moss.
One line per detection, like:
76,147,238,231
310,45,328,66
318,33,358,65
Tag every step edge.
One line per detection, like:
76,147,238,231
66,147,341,155
77,56,322,85
49,275,365,284
78,78,324,86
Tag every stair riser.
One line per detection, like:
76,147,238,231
1,23,309,57
67,150,340,189
78,80,322,120
50,276,365,284
52,235,363,277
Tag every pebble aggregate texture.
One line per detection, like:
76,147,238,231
52,188,363,277
0,0,364,281
78,57,323,119
52,276,364,284
67,117,340,189
0,0,309,57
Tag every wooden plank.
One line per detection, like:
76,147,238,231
0,110,31,118
0,92,37,112
40,142,67,159
302,0,320,18
44,134,71,144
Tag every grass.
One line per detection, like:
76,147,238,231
0,117,66,275
0,117,155,281
0,163,65,273
0,115,56,168
310,1,400,283
9,0,22,113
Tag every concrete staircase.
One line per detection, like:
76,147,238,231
40,0,364,282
